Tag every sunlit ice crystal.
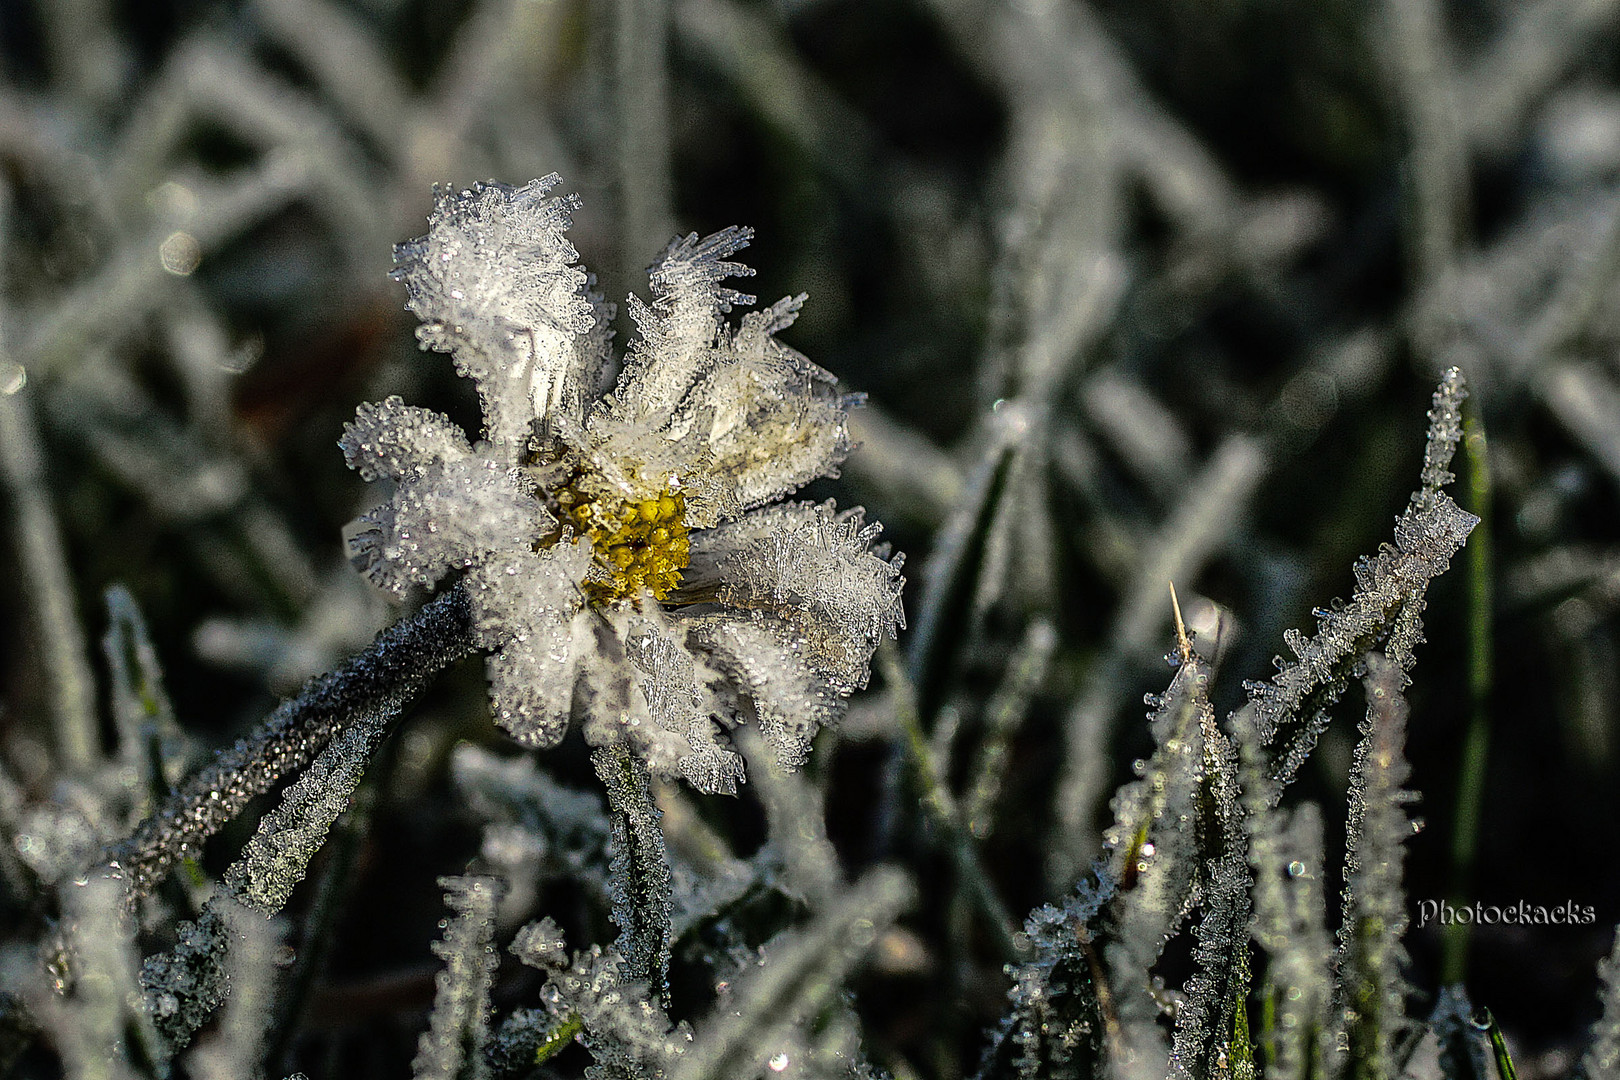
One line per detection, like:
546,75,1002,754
342,176,905,794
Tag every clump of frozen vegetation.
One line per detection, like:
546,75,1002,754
343,175,905,794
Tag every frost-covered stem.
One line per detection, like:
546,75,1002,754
0,383,100,771
883,650,1024,964
592,745,673,997
1444,406,1494,985
106,584,475,900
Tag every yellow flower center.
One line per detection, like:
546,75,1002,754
547,480,690,604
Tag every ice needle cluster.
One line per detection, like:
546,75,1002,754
341,176,905,793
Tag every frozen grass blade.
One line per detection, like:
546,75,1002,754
1245,793,1331,1080
107,585,474,901
965,618,1056,840
1238,371,1475,791
0,381,100,771
1444,405,1494,985
1333,652,1417,1080
1053,434,1267,885
975,870,1117,1080
139,691,401,1053
412,876,502,1080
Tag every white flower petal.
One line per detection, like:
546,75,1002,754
340,396,472,483
347,455,538,598
685,613,840,772
693,501,906,690
597,227,757,426
623,608,744,795
392,177,600,451
464,542,587,746
574,614,692,780
689,296,856,512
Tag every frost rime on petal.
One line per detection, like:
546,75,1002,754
346,455,540,599
467,542,591,748
701,501,905,692
605,226,758,423
623,608,745,795
575,615,689,777
680,294,858,511
340,396,474,483
392,176,599,450
688,615,841,772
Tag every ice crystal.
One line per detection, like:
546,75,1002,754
345,176,905,792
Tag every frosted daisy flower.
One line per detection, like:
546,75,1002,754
340,176,905,794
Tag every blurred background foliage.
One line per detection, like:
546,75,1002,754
2,0,1620,1076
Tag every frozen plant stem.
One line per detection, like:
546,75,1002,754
106,584,476,899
